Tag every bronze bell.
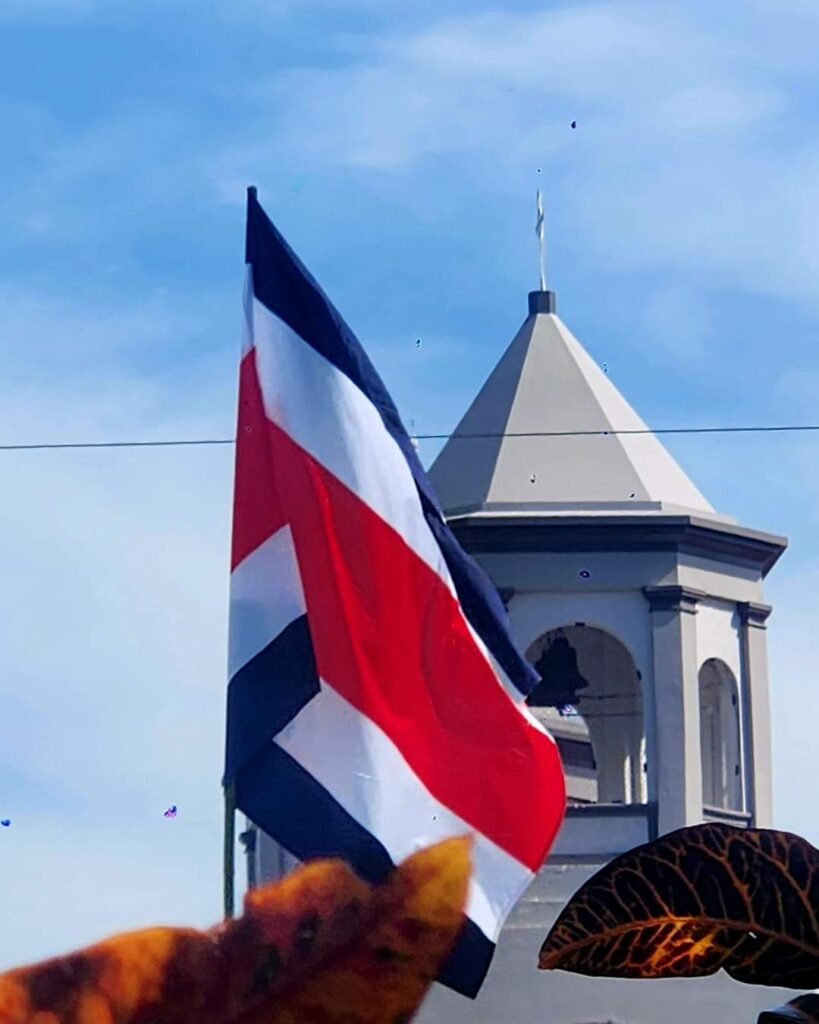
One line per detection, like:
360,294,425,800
528,635,590,708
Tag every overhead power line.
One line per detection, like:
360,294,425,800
417,424,819,440
2,423,819,452
0,438,235,452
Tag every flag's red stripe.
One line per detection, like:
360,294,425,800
236,355,564,869
281,423,563,869
232,350,287,570
234,352,565,867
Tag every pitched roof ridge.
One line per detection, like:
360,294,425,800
548,315,679,507
428,296,716,517
484,313,540,500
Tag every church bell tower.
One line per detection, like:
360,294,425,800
427,286,785,841
419,286,789,1024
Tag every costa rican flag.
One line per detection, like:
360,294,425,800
223,188,566,998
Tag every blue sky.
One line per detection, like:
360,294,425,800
1,0,819,970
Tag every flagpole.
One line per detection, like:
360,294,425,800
222,183,256,924
223,779,236,920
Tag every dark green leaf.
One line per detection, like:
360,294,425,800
758,994,819,1022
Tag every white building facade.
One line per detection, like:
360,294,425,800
247,287,792,1024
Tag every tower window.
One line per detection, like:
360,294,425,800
525,624,646,807
699,658,743,813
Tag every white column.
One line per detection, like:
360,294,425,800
738,601,774,827
239,818,258,889
255,829,300,883
644,586,705,835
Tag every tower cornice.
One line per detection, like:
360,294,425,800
643,585,707,614
445,513,787,577
738,600,773,628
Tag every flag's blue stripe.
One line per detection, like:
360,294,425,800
237,742,494,999
438,917,495,999
225,605,498,995
223,614,320,785
245,190,538,698
237,741,393,883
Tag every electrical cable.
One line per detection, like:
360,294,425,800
3,422,819,452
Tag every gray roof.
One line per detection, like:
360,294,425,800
428,292,722,520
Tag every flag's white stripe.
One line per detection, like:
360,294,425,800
247,292,534,711
274,684,536,941
249,294,453,592
228,525,305,680
229,530,554,747
487,649,555,740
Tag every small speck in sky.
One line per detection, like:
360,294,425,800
163,805,177,818
415,338,421,348
1,820,10,827
579,570,591,579
529,474,536,483
603,362,609,374
571,120,577,129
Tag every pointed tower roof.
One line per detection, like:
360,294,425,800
428,290,721,520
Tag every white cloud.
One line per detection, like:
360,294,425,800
232,1,819,315
0,818,227,969
0,287,242,970
397,6,684,89
0,108,205,245
0,0,386,24
0,0,139,22
259,5,766,167
0,286,208,377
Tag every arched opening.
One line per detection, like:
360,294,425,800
525,625,646,806
699,658,742,812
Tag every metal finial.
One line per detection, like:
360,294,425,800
535,190,547,292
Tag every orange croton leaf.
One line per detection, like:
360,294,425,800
236,834,472,1024
0,837,471,1024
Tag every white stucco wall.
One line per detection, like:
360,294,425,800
477,549,678,595
550,809,651,857
694,599,742,679
509,588,652,685
676,552,765,602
